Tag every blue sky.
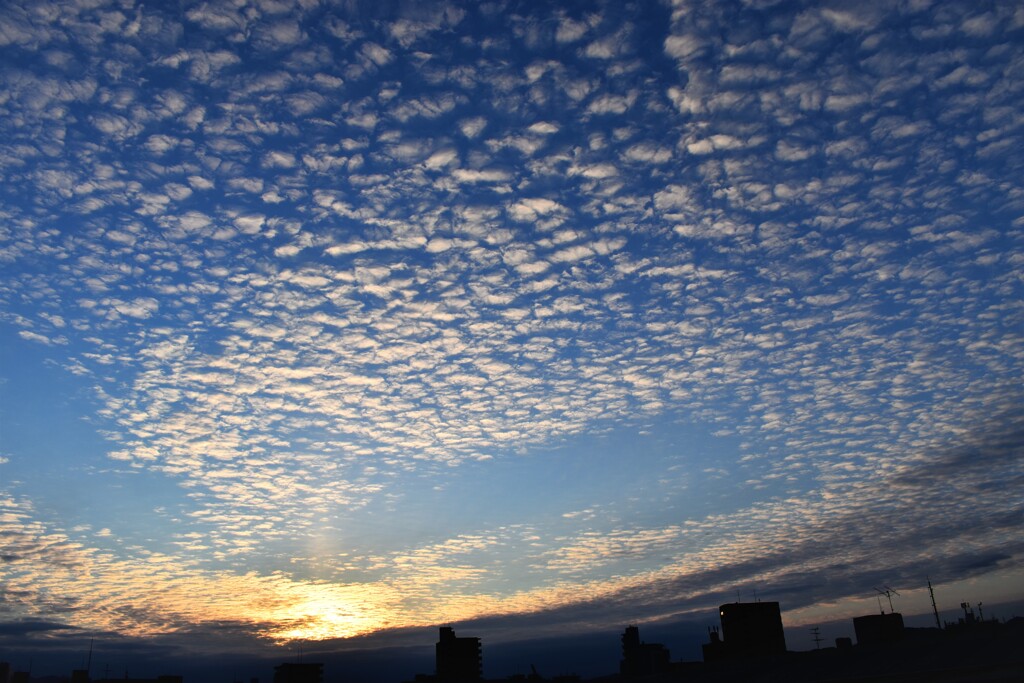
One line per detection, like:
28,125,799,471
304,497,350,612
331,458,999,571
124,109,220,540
1,0,1023,668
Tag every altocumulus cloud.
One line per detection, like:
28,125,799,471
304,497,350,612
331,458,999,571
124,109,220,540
0,0,1022,652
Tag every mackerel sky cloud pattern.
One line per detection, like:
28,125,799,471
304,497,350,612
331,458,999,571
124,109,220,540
1,0,1023,652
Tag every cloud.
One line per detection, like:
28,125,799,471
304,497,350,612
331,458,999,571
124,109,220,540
459,117,488,138
623,142,672,164
653,185,693,211
527,122,559,135
507,199,568,223
1,0,1022,659
820,7,886,32
775,140,816,161
663,34,705,60
424,149,458,169
584,34,626,60
264,151,298,168
0,621,78,636
360,42,393,67
555,17,590,44
586,92,635,116
186,3,248,32
253,20,306,50
452,168,512,183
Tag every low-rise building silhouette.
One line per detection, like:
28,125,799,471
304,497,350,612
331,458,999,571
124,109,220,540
701,626,727,662
619,625,670,677
852,612,905,646
273,662,323,683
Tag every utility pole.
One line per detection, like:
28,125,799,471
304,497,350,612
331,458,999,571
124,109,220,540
810,627,823,650
928,578,941,629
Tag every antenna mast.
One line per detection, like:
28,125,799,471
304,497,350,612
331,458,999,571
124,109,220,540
873,586,900,613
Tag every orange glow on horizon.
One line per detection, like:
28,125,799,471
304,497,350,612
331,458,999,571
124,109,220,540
263,597,381,642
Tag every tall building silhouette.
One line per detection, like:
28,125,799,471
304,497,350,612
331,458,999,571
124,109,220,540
436,627,482,681
716,601,787,658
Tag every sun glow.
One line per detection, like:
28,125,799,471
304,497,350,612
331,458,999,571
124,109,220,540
267,600,376,642
258,581,406,643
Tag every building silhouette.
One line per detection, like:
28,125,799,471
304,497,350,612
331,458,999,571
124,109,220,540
402,594,1024,683
852,612,905,646
701,626,727,662
619,625,670,677
273,663,323,683
704,601,787,661
435,627,482,682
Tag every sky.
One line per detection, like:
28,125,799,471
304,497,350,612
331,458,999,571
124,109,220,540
1,0,1023,677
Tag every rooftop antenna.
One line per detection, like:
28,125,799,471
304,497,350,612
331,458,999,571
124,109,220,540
927,578,941,629
978,602,984,622
810,626,823,650
874,586,899,613
87,638,94,677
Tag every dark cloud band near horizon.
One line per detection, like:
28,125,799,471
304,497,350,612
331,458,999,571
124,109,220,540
1,0,1022,667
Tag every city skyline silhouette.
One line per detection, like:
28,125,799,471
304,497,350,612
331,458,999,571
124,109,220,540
2,590,1022,682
